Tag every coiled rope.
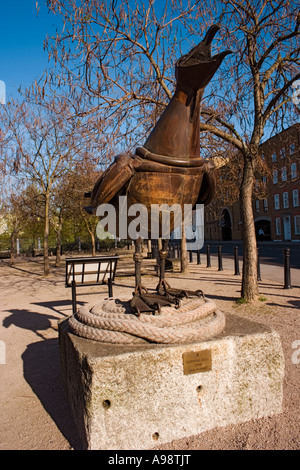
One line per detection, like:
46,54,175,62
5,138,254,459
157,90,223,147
68,296,225,344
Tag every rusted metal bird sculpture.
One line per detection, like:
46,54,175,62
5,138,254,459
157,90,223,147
85,25,231,314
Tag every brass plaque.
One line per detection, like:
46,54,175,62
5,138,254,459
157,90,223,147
182,349,212,375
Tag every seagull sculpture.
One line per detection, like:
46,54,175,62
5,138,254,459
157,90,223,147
85,25,231,314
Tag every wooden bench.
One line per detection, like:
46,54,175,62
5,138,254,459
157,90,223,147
65,255,119,314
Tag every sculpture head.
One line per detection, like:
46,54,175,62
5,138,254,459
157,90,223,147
175,25,232,104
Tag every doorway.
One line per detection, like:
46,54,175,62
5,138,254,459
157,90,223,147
220,209,232,241
255,218,271,241
283,216,291,241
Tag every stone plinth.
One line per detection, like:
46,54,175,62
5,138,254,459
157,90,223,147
58,314,284,450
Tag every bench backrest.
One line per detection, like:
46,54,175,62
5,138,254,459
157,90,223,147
65,255,119,287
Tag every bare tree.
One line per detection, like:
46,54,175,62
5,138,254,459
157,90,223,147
61,159,103,256
42,0,205,146
42,0,211,268
1,97,95,275
43,0,300,300
197,0,300,300
5,193,25,266
2,185,42,265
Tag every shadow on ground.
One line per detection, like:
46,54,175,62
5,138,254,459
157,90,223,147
2,306,83,449
3,309,60,340
22,338,83,450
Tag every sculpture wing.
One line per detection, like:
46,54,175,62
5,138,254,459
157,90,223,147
196,170,216,206
88,154,136,212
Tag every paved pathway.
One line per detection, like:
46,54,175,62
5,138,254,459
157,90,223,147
189,253,300,288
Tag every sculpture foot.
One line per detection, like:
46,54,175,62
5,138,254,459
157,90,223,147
157,279,204,301
130,283,177,316
130,281,204,317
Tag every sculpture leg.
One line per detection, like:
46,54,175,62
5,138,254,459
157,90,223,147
156,239,171,295
156,238,204,301
133,237,147,294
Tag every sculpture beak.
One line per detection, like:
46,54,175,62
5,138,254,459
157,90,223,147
175,25,233,95
179,24,221,65
203,24,221,47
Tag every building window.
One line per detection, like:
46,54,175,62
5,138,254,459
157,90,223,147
263,198,268,211
261,152,264,161
295,216,300,235
291,163,297,179
273,169,278,184
280,148,286,158
293,189,299,207
290,143,296,155
281,166,287,182
262,176,267,185
255,200,260,212
274,194,280,210
283,192,289,208
276,217,281,236
272,153,277,162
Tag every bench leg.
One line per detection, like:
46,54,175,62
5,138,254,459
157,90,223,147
108,278,113,297
71,280,77,314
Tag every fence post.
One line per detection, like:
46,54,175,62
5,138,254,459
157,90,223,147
234,246,240,275
71,280,77,314
257,247,262,281
189,250,193,263
284,248,292,289
206,245,211,267
197,249,201,265
218,246,223,271
108,277,113,297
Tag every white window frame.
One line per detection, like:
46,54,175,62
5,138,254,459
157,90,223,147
273,169,278,184
291,163,297,179
280,148,286,158
276,217,281,236
283,191,289,209
272,153,277,162
263,198,268,211
281,166,287,182
290,143,296,155
295,215,300,235
293,189,299,207
274,194,280,210
255,199,260,212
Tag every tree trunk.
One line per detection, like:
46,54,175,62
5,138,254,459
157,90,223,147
55,210,63,267
240,154,258,301
43,192,50,276
91,231,96,256
180,221,189,274
10,231,15,266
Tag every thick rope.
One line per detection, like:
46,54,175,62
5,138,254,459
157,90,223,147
68,296,225,344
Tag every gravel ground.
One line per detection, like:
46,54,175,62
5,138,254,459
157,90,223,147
0,253,299,450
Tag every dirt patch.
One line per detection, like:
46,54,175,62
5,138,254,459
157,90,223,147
0,254,299,450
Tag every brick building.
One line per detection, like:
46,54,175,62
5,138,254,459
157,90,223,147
204,123,300,242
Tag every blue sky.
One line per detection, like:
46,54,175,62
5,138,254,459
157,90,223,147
0,0,60,99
